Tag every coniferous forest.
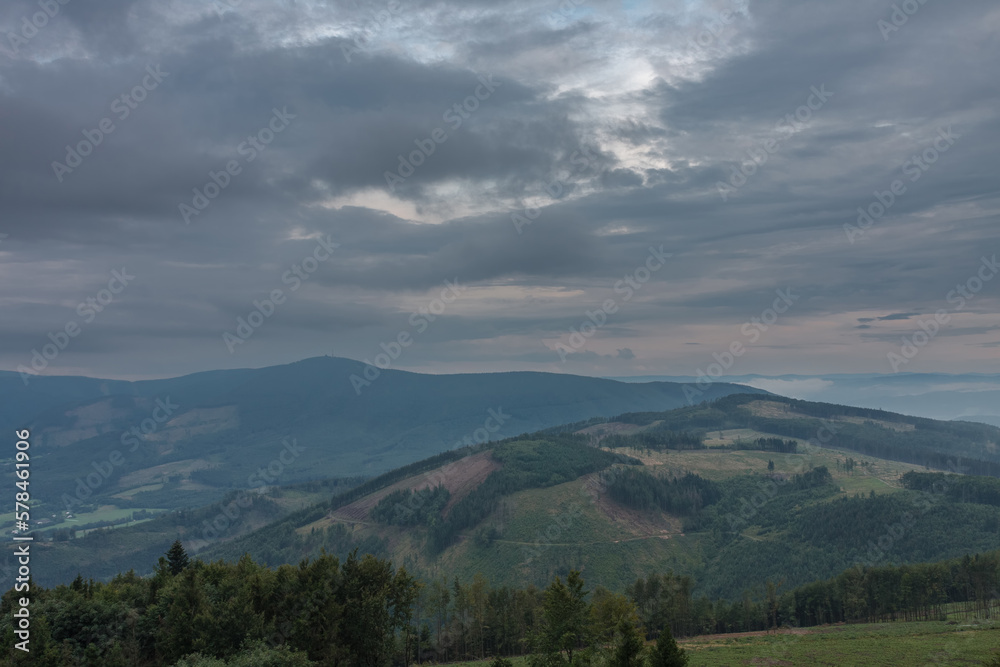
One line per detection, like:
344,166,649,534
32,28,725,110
3,540,1000,666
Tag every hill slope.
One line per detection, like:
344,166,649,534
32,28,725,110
190,394,1000,599
0,356,764,514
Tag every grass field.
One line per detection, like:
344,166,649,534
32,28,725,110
3,505,168,536
445,619,1000,666
680,619,1000,666
607,431,927,499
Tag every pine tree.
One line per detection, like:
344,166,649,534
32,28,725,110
538,571,589,664
767,460,775,471
610,618,645,667
647,627,687,667
166,539,190,575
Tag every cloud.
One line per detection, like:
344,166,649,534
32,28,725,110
876,313,919,321
1,0,999,380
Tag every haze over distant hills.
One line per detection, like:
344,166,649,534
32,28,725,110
17,389,1000,592
0,356,765,510
607,373,1000,425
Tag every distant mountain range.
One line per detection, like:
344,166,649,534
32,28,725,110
606,372,1000,425
0,356,765,510
9,377,1000,594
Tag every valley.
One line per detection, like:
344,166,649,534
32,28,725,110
5,386,1000,665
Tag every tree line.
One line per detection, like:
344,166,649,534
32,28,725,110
605,471,720,516
6,538,1000,666
902,471,1000,506
600,432,704,452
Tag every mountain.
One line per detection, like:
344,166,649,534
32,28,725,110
606,372,1000,424
966,414,1000,428
0,357,764,581
67,392,995,600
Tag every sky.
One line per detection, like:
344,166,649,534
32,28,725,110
1,0,998,382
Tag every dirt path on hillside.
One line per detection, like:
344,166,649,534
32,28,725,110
682,627,817,644
492,533,677,547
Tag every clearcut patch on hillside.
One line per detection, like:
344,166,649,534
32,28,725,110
117,458,217,488
155,405,240,442
744,400,814,420
40,397,135,447
326,451,501,524
580,471,683,539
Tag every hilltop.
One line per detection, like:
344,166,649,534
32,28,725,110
191,393,1000,599
0,355,763,511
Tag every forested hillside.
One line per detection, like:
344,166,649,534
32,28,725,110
14,394,1000,603
194,419,1000,601
3,541,999,666
0,356,764,508
0,357,764,571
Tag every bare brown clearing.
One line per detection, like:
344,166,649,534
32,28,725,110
329,451,501,523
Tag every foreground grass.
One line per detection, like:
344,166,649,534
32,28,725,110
447,619,1000,667
682,619,1000,666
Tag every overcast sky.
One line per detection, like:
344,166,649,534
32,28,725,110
1,0,998,381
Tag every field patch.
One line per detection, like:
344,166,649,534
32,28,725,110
155,405,240,442
447,620,1000,667
116,458,217,488
680,619,1000,666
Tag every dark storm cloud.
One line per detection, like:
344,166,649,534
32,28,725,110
1,0,998,379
